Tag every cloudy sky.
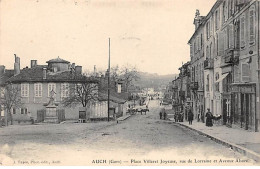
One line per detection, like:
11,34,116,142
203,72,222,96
0,0,216,75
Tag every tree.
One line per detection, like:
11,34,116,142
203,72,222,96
120,64,139,92
62,77,99,108
0,84,23,126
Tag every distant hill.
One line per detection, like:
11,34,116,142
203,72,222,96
135,72,178,91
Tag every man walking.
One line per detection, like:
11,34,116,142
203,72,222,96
188,109,194,125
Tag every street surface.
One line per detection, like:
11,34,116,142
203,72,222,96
0,100,256,166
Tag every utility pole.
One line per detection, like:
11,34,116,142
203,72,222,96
108,38,111,122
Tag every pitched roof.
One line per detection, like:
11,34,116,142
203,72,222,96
46,57,70,64
98,92,127,104
6,66,98,83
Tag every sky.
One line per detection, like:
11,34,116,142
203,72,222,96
0,0,216,75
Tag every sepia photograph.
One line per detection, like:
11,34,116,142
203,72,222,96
0,0,259,166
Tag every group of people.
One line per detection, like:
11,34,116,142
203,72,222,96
159,108,167,120
184,108,214,127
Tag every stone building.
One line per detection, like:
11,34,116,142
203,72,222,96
188,9,205,121
1,55,99,123
188,0,260,131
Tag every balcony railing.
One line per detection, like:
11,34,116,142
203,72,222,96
224,49,240,65
204,58,214,69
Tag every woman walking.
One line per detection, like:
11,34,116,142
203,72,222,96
205,108,213,127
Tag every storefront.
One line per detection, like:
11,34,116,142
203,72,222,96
230,83,256,130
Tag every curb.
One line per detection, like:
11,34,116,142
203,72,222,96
117,115,132,121
175,122,260,162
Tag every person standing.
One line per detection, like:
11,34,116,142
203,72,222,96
205,108,213,127
188,109,194,125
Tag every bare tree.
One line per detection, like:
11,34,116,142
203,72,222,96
62,78,99,108
0,84,23,126
120,64,139,92
110,65,120,81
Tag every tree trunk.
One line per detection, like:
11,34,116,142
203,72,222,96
5,109,8,126
10,112,13,125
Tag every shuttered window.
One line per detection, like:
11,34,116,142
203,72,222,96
48,83,56,97
61,83,69,98
34,83,42,97
241,63,250,82
249,6,255,44
240,15,245,48
21,83,29,97
228,24,234,48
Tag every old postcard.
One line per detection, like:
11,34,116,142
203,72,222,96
0,0,259,166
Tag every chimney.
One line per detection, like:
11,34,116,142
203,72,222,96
72,63,75,69
0,65,5,75
194,9,201,30
94,65,96,76
31,60,37,68
75,66,82,74
14,54,20,75
43,68,47,79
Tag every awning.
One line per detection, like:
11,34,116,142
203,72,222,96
216,73,229,83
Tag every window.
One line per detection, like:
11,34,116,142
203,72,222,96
34,83,42,97
200,34,203,49
117,84,122,93
206,46,209,59
75,83,83,96
215,73,220,92
61,83,69,98
249,6,255,44
215,10,219,30
216,33,219,55
206,21,210,39
206,74,209,91
242,63,250,82
240,14,245,48
48,83,56,97
209,43,212,58
21,83,29,97
224,28,228,50
12,108,16,114
228,24,234,48
21,108,28,114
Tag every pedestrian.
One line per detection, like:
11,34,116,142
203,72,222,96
159,111,162,119
188,109,194,125
163,111,167,120
205,108,213,127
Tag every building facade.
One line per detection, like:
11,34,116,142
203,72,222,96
186,0,260,131
188,10,205,121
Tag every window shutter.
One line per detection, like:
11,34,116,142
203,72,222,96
219,31,224,55
240,15,245,48
249,6,255,44
234,65,240,82
242,63,250,82
229,24,234,48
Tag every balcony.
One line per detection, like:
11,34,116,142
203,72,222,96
204,58,214,69
224,49,234,64
190,82,199,91
224,49,240,65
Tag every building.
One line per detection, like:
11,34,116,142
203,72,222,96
188,9,205,122
1,55,100,123
187,0,260,131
